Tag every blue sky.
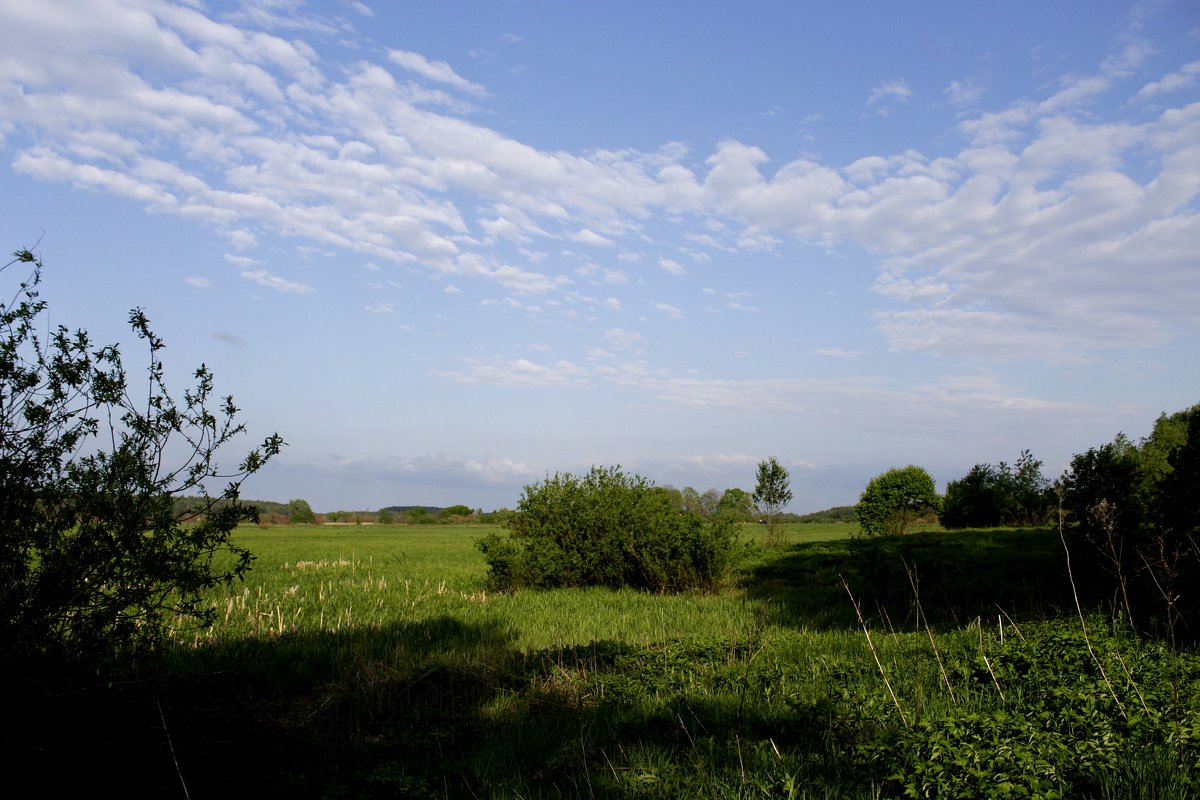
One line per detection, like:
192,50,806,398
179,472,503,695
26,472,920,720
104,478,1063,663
2,0,1197,513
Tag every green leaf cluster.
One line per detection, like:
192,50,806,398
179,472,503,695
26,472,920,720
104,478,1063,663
0,249,282,667
942,449,1053,529
855,464,941,536
477,466,743,592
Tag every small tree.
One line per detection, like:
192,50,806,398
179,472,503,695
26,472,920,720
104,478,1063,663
1,249,282,666
288,498,316,524
753,457,793,545
855,465,941,536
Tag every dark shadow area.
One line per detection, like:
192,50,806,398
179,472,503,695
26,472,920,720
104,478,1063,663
744,527,1123,632
3,616,519,799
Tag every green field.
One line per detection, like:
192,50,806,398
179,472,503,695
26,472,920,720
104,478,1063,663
14,522,1200,798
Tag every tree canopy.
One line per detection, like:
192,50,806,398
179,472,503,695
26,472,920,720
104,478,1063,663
855,465,941,537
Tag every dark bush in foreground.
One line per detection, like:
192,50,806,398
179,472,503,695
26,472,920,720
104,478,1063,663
477,466,743,592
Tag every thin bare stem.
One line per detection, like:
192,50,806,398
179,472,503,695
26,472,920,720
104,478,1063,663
841,574,909,728
1057,491,1127,719
903,558,956,706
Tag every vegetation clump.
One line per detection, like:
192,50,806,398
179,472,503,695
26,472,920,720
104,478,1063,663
941,449,1053,529
855,464,941,536
0,248,281,667
477,465,743,592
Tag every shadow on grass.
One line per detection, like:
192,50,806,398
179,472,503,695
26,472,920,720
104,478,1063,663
744,527,1117,632
4,618,891,799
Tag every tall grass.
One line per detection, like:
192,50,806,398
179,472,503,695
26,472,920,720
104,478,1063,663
10,522,1197,799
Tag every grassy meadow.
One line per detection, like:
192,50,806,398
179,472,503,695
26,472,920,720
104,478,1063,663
12,522,1200,798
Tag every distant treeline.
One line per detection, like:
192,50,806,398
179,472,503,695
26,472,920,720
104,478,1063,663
170,497,489,524
793,505,856,523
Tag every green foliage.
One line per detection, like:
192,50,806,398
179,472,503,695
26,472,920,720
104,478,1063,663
942,450,1052,529
442,503,473,518
855,464,941,536
795,505,856,523
753,456,793,544
287,497,316,524
376,507,394,525
477,466,743,592
0,249,281,666
1060,404,1200,626
717,487,755,521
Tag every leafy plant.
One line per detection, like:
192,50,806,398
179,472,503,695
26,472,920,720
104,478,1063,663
753,456,793,546
855,465,941,537
0,248,282,666
477,466,743,592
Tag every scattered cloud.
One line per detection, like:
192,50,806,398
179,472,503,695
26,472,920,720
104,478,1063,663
240,270,315,294
943,79,985,107
868,78,913,109
658,257,685,276
602,327,643,350
570,228,615,247
224,254,261,267
365,303,394,314
185,276,211,288
1136,60,1200,99
655,303,683,320
387,49,487,95
438,357,589,387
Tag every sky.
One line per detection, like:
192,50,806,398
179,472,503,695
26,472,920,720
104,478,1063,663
1,0,1198,513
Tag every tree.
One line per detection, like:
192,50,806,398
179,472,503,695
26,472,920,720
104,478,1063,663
716,487,755,522
941,463,1005,529
476,466,742,592
753,457,793,544
442,504,473,518
377,507,394,525
941,450,1052,529
288,498,316,524
855,465,941,536
1,249,282,665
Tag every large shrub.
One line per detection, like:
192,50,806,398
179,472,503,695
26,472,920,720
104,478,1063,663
477,466,742,592
1,249,281,667
855,465,941,536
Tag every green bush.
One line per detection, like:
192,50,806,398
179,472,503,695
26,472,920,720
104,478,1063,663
855,465,941,536
477,466,743,592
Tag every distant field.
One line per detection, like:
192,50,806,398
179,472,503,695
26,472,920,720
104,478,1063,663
177,522,857,649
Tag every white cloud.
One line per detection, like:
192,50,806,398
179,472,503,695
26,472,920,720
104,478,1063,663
655,302,683,320
185,276,211,288
1136,60,1200,100
944,79,984,107
387,49,487,95
868,78,913,107
602,327,643,349
240,269,315,294
438,357,589,386
365,303,394,313
658,257,685,275
570,228,615,247
1,4,1195,365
